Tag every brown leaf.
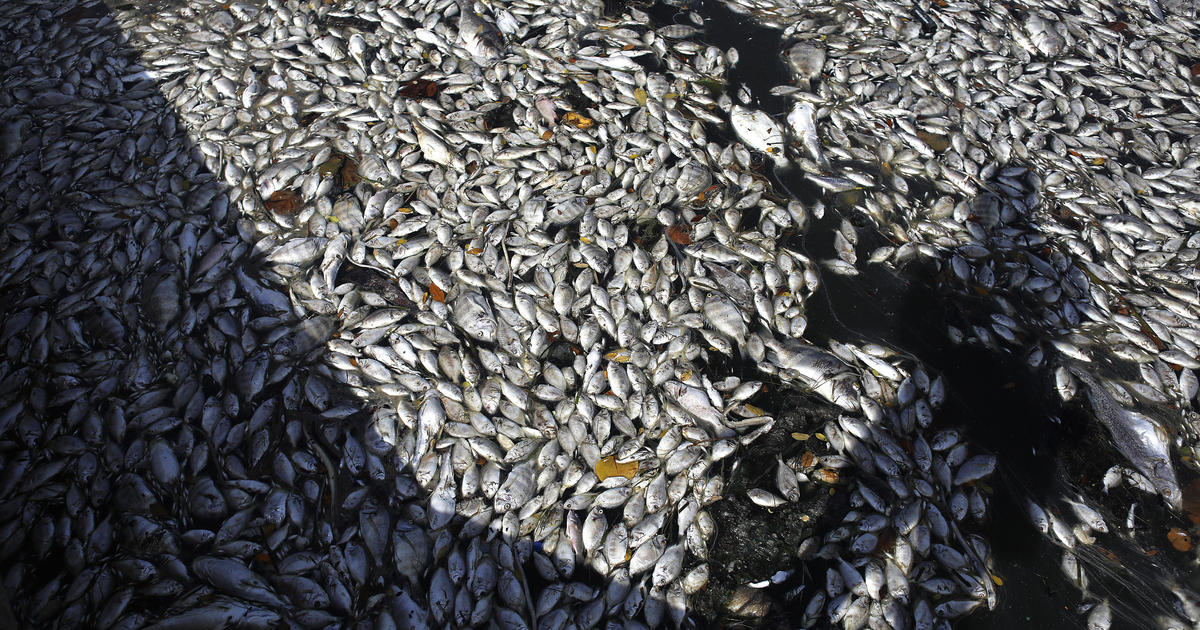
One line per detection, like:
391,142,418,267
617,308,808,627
318,153,346,178
916,130,950,152
1184,478,1200,525
429,282,446,303
1106,21,1127,32
340,157,361,188
398,78,441,99
595,456,639,481
265,189,301,215
667,223,693,245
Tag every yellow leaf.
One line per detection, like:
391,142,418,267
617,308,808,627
604,349,632,363
792,432,809,441
634,88,647,106
595,456,639,481
563,111,595,129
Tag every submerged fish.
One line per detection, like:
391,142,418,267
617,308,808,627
1071,368,1182,510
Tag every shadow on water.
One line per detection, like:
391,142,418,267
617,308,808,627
650,0,1200,628
793,173,1198,630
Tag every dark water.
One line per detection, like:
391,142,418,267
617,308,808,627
651,0,1200,628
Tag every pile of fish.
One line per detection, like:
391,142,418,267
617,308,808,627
720,0,1200,624
0,0,1198,627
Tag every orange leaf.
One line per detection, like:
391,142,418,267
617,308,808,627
1168,528,1193,552
429,282,446,303
595,456,638,481
813,468,839,484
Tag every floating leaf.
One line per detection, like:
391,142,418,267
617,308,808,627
634,88,648,106
916,130,950,152
265,189,301,215
563,111,595,129
318,153,346,178
1168,527,1193,552
1184,478,1200,525
604,349,632,363
398,78,440,99
429,282,446,303
340,157,362,188
695,77,725,93
813,468,840,484
667,223,693,245
1106,20,1127,32
595,455,639,481
541,130,554,140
